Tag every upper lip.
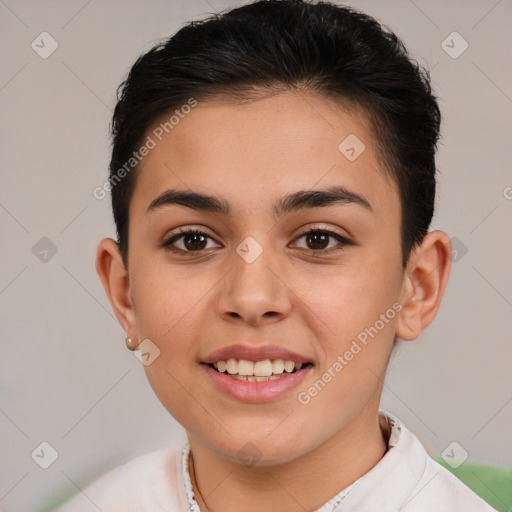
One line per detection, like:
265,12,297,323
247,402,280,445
202,344,313,364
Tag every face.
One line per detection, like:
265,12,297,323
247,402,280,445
124,91,405,464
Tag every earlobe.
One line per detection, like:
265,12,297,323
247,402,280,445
395,231,452,342
95,238,139,347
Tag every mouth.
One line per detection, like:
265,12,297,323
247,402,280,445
205,359,314,382
200,344,315,402
201,356,314,403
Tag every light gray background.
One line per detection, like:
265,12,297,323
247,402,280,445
1,0,511,510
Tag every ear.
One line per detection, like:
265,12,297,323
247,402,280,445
395,230,452,341
95,238,139,348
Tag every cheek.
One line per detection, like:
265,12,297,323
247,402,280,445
131,258,209,339
305,261,401,345
299,270,398,417
132,266,204,425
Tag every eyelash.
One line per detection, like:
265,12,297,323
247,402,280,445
162,226,353,255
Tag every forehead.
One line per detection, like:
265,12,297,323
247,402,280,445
131,91,398,221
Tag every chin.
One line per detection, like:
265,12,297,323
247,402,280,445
205,425,313,467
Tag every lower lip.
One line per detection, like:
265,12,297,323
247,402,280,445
201,364,313,403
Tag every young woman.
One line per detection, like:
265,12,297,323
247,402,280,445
55,1,497,510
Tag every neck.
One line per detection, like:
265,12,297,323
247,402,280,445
186,406,388,512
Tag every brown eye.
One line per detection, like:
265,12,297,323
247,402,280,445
293,228,353,253
181,232,208,251
163,229,220,253
304,231,330,250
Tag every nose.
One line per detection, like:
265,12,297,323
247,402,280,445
216,242,293,327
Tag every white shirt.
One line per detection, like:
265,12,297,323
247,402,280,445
53,410,497,511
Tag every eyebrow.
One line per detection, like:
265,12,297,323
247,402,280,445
146,185,372,218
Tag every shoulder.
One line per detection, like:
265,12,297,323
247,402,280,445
401,455,498,511
52,443,188,512
385,414,498,512
347,411,499,512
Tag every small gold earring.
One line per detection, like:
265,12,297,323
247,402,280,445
125,337,136,351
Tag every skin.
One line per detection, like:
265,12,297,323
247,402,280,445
96,90,451,512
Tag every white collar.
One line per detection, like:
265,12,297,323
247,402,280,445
180,409,402,512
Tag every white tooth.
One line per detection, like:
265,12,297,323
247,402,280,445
247,376,257,382
226,358,238,374
268,375,281,380
217,360,227,373
238,359,254,376
295,362,302,371
284,360,295,373
272,359,285,374
254,360,273,377
255,376,269,382
232,374,246,381
213,362,218,369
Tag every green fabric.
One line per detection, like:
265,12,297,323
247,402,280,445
431,456,512,512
